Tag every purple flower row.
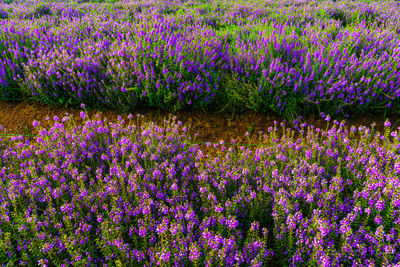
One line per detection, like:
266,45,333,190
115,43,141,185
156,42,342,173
1,109,400,265
0,0,400,117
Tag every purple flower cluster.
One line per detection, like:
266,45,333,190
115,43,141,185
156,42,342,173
1,111,400,265
0,8,7,20
1,0,400,117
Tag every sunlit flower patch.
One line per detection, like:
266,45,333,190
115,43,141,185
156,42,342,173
1,110,400,265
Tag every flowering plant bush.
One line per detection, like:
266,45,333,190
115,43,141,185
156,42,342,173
1,110,400,266
0,0,400,119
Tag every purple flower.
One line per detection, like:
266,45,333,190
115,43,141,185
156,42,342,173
160,250,170,263
80,111,87,119
189,244,200,262
250,222,259,231
325,115,331,122
38,259,49,266
375,199,385,212
226,215,239,230
374,215,383,225
139,226,147,237
395,162,400,174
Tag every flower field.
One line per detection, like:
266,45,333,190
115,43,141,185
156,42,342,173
1,0,400,266
1,0,400,119
1,109,400,266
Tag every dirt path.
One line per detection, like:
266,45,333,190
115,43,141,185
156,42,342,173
0,100,399,148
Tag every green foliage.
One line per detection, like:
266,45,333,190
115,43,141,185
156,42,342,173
317,8,326,19
214,72,263,113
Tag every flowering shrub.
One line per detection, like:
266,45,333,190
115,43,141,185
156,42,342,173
0,0,399,119
1,110,400,266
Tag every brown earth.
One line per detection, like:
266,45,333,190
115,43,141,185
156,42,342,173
0,99,399,153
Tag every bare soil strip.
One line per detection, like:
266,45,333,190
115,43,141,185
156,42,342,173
1,99,398,147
